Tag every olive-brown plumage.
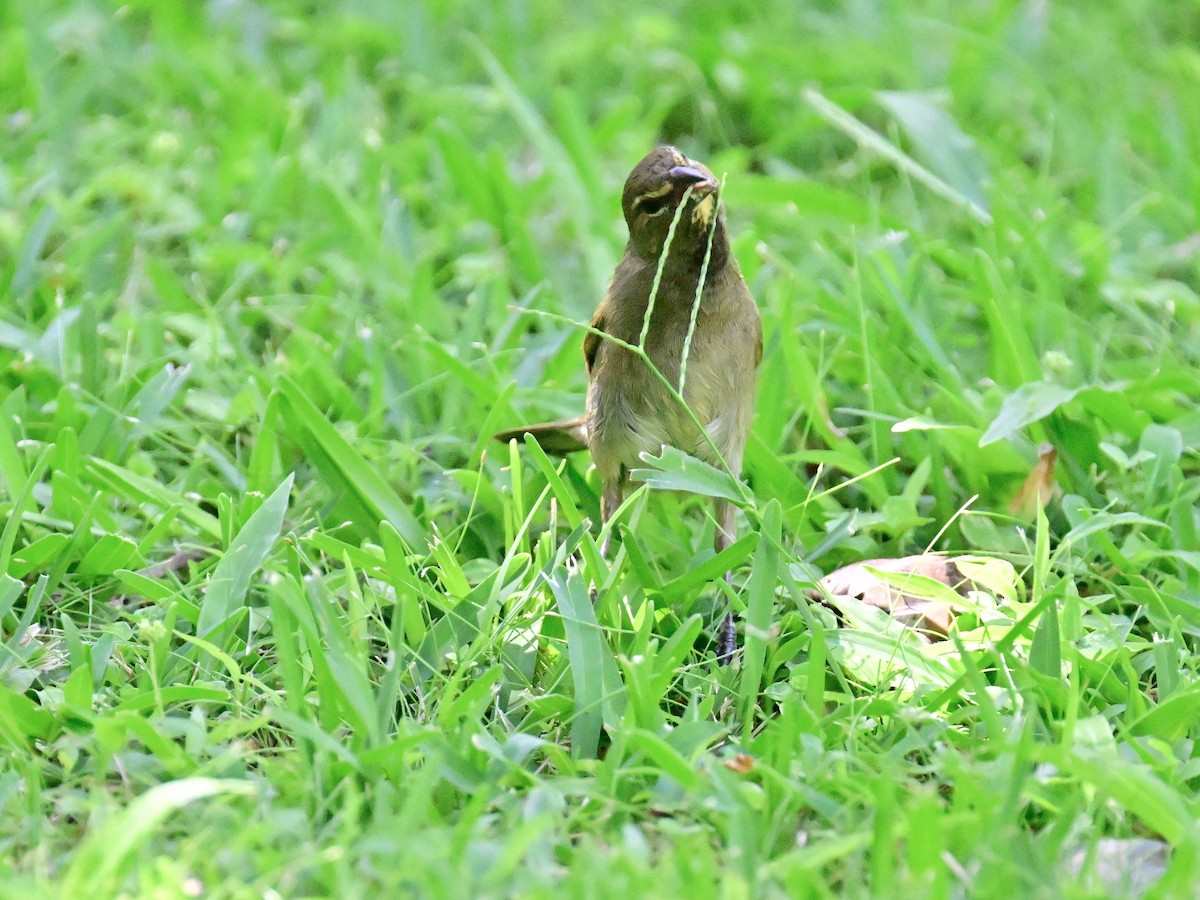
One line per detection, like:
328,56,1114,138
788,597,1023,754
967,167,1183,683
497,146,762,657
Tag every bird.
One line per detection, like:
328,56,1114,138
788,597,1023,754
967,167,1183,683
497,146,762,659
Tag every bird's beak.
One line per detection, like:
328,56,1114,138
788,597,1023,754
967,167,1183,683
668,165,717,195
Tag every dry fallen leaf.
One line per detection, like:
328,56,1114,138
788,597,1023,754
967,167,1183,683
808,555,993,640
1007,442,1058,519
723,753,755,774
1064,837,1168,898
136,548,209,579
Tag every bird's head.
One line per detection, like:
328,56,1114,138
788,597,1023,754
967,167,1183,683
621,146,723,260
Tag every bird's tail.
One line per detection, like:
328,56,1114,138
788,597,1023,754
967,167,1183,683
493,415,589,455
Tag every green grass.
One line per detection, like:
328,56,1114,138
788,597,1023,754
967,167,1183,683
2,0,1199,896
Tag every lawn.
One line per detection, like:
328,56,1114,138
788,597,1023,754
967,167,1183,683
2,1,1199,897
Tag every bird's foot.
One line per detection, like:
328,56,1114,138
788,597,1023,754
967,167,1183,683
716,611,737,665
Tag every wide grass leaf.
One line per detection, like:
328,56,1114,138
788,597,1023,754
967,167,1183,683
277,376,425,548
60,778,256,898
804,86,992,224
876,91,990,216
0,682,54,748
631,446,748,503
196,474,293,641
1058,746,1193,846
980,381,1128,447
741,499,781,731
1127,685,1200,742
548,566,623,759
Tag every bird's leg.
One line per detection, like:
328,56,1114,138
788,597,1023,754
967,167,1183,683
591,469,624,602
715,499,738,663
599,469,624,559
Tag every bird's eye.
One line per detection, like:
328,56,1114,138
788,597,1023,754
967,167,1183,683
634,192,671,217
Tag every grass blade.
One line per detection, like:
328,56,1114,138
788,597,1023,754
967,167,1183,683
277,376,425,548
196,473,293,643
548,566,622,758
741,500,780,732
60,779,255,898
804,87,993,225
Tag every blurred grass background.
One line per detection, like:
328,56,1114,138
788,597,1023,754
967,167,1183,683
2,1,1199,896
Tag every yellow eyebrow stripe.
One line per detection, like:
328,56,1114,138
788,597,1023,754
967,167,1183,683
637,182,673,201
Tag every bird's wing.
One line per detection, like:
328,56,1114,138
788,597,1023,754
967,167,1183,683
755,313,764,367
583,304,607,376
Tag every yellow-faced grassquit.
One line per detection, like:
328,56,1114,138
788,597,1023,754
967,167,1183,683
498,146,762,658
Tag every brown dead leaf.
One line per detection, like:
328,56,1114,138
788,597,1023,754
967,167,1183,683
807,555,988,640
1007,443,1057,519
136,549,209,579
723,753,755,774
